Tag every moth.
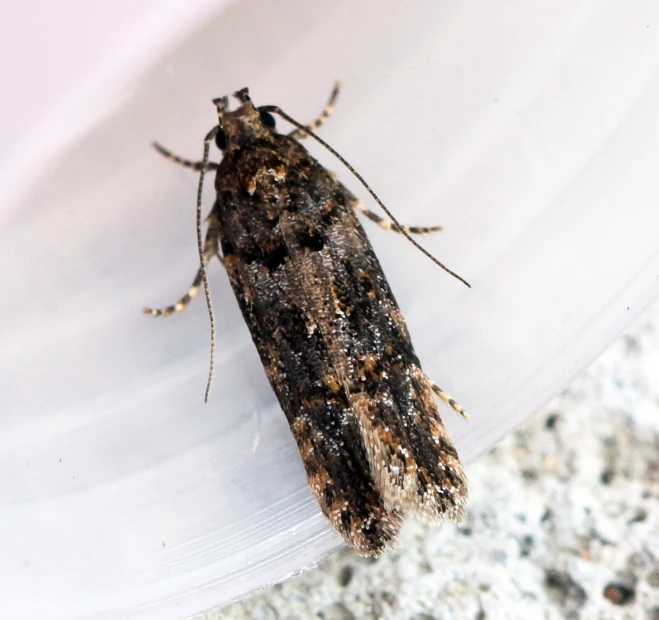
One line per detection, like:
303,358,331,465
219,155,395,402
145,83,470,556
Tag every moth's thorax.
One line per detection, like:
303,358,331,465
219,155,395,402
215,125,313,214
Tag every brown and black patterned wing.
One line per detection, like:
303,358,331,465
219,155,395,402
216,186,402,553
277,169,468,525
215,136,465,555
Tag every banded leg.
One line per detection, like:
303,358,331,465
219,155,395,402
152,142,219,172
289,81,341,140
143,241,223,317
428,378,470,420
144,268,203,317
353,200,443,235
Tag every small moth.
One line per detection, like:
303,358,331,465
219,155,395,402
145,83,470,556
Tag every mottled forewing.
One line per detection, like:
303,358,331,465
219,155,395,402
215,134,465,555
279,173,467,525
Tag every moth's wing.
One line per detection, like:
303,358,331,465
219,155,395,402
280,183,468,523
221,217,401,557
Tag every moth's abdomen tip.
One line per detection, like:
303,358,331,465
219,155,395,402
336,504,402,557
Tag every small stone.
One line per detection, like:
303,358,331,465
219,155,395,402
544,569,587,612
337,565,354,587
602,582,635,606
545,413,559,429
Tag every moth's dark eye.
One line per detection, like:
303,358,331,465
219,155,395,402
215,129,227,150
259,110,276,129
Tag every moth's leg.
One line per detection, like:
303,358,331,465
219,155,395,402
288,81,341,140
152,142,219,172
427,378,470,420
143,268,204,317
143,235,220,317
353,200,443,235
207,217,225,268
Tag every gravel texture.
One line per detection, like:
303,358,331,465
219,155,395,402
211,303,659,620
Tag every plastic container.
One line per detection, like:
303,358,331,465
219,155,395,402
3,2,659,618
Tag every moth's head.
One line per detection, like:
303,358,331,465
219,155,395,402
211,87,277,151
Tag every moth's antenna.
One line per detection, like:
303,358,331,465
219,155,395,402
197,124,220,403
261,105,470,288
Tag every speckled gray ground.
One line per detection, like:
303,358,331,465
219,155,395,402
211,303,659,620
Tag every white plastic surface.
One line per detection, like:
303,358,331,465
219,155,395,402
3,1,659,619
